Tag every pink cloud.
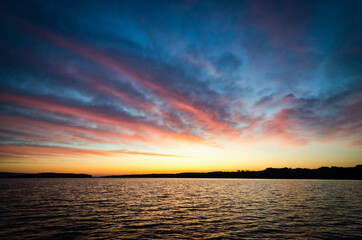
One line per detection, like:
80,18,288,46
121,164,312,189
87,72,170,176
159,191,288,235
0,144,189,160
2,13,240,137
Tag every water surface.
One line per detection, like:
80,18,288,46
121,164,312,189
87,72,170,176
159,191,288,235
0,178,361,239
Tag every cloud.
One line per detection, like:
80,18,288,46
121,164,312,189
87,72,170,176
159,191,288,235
0,144,189,162
0,0,361,163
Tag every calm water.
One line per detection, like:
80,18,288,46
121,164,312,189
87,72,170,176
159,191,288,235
0,178,361,239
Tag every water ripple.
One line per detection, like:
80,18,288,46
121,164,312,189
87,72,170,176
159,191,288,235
0,178,361,239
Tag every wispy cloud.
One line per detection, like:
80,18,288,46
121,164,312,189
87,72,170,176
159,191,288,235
0,0,361,171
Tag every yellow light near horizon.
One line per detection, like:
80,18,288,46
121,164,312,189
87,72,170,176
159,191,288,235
1,140,361,176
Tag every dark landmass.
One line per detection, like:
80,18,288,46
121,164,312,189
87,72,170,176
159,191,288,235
0,172,28,178
104,165,362,179
2,173,92,178
1,166,361,179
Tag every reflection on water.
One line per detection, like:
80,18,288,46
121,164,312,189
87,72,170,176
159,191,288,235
0,178,361,239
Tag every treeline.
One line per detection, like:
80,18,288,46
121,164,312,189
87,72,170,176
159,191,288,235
105,165,362,179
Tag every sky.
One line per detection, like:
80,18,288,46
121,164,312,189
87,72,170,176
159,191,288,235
0,0,361,175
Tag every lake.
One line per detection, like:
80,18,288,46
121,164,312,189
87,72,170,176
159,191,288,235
0,178,361,239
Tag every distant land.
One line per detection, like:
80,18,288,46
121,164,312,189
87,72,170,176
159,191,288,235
0,173,92,178
104,165,362,180
1,166,361,179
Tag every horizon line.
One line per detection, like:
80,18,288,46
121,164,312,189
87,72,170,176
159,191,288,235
2,165,361,177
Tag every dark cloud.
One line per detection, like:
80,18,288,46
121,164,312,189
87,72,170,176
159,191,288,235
214,51,242,72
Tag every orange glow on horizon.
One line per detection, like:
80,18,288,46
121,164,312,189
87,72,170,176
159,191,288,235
1,141,361,176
